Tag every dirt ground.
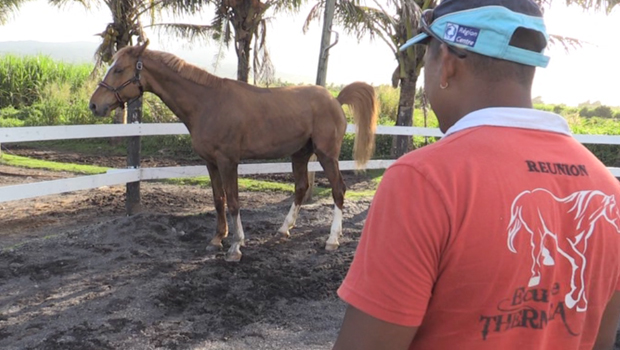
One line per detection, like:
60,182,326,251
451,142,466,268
2,147,620,350
0,148,373,350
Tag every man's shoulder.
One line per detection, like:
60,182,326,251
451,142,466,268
394,128,479,168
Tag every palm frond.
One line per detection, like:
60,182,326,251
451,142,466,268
302,2,324,33
154,0,209,16
334,3,390,39
47,0,92,10
535,0,620,14
145,23,217,43
267,0,303,14
333,2,398,52
548,33,584,51
0,0,30,24
564,0,620,13
252,19,275,86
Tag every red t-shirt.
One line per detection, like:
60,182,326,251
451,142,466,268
338,108,620,349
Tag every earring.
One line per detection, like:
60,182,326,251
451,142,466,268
440,82,449,90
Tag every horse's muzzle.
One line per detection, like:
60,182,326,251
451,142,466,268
89,101,109,117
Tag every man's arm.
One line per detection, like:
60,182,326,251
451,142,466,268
332,305,419,350
594,291,620,350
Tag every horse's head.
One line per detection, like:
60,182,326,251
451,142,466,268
89,40,149,117
603,195,620,233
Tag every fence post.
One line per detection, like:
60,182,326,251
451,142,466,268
126,97,143,215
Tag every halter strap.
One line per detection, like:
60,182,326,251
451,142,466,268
97,57,144,109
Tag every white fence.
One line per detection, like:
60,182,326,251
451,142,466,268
1,123,620,204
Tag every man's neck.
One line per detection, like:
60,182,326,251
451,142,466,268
457,80,533,119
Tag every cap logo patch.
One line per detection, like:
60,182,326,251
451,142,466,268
443,23,480,47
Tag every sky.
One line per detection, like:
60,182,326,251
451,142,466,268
0,0,619,107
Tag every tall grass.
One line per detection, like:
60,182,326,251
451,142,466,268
0,54,92,109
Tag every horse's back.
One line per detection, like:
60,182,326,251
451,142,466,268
206,81,346,160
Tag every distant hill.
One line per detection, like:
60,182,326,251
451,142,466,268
0,41,99,63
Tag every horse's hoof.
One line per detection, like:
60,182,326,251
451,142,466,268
325,243,339,251
225,251,242,262
278,230,291,238
565,294,578,309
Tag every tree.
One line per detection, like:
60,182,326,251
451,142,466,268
152,0,305,84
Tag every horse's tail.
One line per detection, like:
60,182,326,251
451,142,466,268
337,82,379,169
507,205,523,253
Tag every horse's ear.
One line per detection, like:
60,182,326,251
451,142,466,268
137,39,149,56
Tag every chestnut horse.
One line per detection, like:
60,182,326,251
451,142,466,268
89,41,378,262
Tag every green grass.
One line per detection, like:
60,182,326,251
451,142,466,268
163,175,380,198
0,154,110,174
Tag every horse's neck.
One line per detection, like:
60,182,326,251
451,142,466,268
142,55,219,132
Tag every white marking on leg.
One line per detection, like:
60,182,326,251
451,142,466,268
278,203,301,237
225,212,244,262
542,247,555,266
326,205,342,251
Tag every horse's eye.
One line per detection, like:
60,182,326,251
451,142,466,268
114,68,124,74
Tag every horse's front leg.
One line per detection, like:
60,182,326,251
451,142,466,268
219,160,244,262
206,162,228,250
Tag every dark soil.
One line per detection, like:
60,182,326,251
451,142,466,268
0,146,373,349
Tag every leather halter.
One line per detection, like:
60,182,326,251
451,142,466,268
98,58,144,108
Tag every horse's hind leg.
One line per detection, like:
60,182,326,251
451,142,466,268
218,160,244,262
278,143,313,237
315,153,346,251
205,161,228,250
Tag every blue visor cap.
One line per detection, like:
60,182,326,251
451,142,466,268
400,6,550,68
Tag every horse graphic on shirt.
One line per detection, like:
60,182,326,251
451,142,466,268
507,189,620,312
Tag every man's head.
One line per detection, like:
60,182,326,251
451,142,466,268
400,0,549,132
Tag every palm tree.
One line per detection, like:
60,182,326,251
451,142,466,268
151,0,306,84
307,0,619,157
0,0,30,24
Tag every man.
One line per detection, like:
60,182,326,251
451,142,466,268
333,0,620,349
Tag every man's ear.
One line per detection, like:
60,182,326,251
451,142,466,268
439,44,457,86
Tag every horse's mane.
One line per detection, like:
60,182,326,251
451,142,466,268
565,190,607,222
118,46,222,87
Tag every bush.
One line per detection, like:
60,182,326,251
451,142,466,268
584,145,620,166
592,105,613,118
0,117,24,127
579,107,591,117
553,104,565,114
376,85,399,122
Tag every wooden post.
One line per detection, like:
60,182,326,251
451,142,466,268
125,97,143,215
305,0,337,203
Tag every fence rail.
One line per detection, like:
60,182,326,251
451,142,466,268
1,124,620,205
